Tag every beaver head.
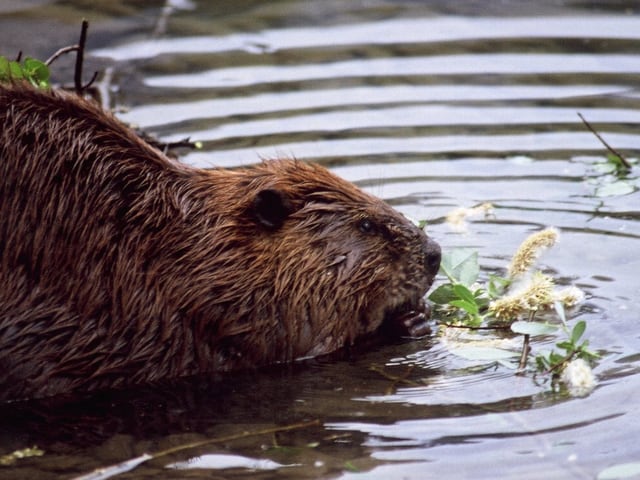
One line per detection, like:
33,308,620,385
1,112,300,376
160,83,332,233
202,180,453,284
194,159,441,363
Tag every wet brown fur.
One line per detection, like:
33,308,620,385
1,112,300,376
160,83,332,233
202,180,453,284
0,83,440,401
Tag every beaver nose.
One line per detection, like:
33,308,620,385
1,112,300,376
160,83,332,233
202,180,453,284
423,237,441,275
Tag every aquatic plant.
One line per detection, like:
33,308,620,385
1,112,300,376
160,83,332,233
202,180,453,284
429,227,599,395
579,112,638,197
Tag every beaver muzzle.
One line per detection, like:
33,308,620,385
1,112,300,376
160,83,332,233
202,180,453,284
383,235,441,338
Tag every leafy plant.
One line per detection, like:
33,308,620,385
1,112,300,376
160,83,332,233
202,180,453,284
428,249,489,327
429,228,599,393
0,55,51,88
604,152,632,177
535,319,599,375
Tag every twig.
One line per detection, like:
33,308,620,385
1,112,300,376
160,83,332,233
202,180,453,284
137,132,201,154
154,419,320,458
159,138,201,152
70,419,320,480
440,323,511,331
44,20,98,93
578,112,631,169
544,351,577,377
74,19,90,93
82,70,99,91
45,45,78,66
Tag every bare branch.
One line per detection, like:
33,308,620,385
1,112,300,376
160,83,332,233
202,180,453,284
74,19,90,94
45,45,79,66
82,70,99,91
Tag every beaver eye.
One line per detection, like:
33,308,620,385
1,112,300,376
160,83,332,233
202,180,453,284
358,218,376,234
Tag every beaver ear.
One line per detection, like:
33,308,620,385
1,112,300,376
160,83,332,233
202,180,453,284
251,188,293,230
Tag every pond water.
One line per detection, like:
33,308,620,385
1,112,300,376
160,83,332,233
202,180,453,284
1,1,640,479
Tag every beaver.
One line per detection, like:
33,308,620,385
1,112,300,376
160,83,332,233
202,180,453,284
0,83,440,401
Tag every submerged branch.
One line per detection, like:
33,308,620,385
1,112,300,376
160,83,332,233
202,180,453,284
370,364,420,393
70,419,321,480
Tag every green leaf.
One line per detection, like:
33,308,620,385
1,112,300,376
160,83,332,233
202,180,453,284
571,320,586,344
449,346,518,361
598,462,640,480
453,284,477,304
511,321,559,336
606,153,623,164
488,274,510,298
554,300,567,326
596,181,634,197
0,55,50,88
593,162,617,175
578,346,600,360
23,57,50,85
450,299,479,315
556,340,574,352
9,60,23,79
535,354,551,371
428,283,457,304
344,461,360,472
606,153,631,175
549,351,565,365
0,56,10,80
439,249,479,286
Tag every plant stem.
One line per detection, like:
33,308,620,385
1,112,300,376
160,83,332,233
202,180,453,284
517,334,531,373
516,310,537,373
578,112,631,169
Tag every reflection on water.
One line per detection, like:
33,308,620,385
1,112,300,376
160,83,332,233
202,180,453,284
1,1,639,479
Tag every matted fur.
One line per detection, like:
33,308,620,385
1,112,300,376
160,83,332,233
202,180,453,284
0,83,440,401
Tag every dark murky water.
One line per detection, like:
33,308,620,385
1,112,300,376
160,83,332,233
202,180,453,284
1,1,639,479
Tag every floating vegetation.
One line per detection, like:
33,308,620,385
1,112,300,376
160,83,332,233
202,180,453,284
0,446,44,466
579,112,638,197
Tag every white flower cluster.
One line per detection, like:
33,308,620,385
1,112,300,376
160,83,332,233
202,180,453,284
560,358,597,397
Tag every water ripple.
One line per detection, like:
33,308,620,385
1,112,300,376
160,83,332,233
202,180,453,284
94,16,640,61
142,53,640,88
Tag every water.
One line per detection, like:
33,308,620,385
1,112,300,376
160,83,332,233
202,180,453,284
1,1,639,479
